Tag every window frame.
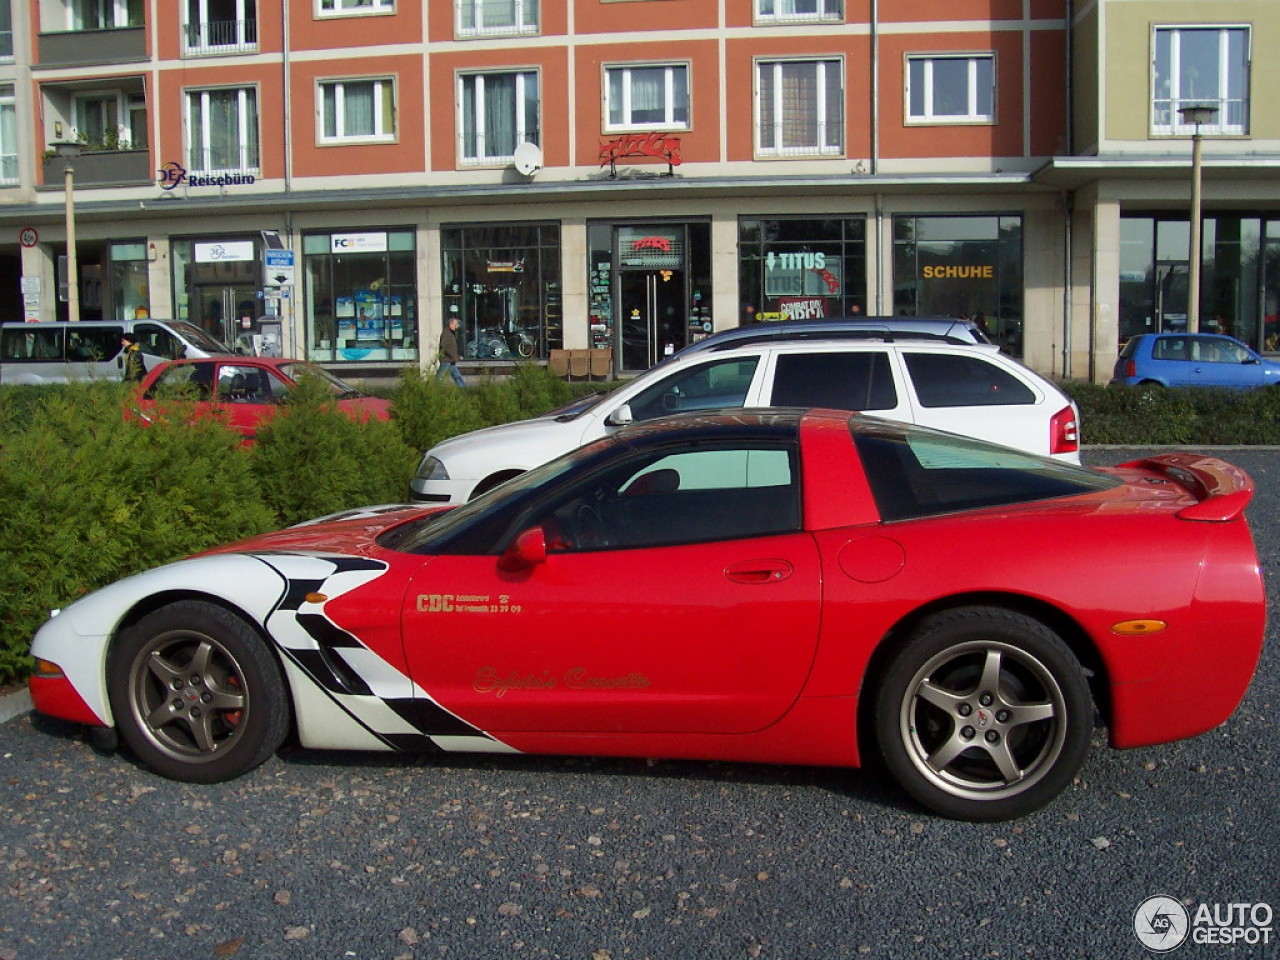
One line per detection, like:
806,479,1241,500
318,0,393,16
317,76,398,145
457,68,540,166
905,53,996,125
1151,24,1250,136
603,62,691,133
183,0,258,55
754,56,845,158
455,0,538,39
755,0,842,25
184,85,260,175
0,85,16,185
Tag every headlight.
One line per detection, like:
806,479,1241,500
414,455,450,482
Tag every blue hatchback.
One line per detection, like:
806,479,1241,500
1111,333,1280,388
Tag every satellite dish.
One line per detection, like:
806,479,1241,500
513,141,543,177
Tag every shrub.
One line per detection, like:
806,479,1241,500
388,366,485,453
0,382,276,685
250,372,419,526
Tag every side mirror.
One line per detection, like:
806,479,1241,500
498,526,548,571
605,403,634,427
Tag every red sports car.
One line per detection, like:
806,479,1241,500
136,356,391,441
28,409,1265,821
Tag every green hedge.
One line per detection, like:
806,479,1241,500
1064,381,1280,445
2,370,1271,686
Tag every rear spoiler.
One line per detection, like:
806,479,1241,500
1118,454,1254,522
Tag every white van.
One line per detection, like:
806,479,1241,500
0,320,233,385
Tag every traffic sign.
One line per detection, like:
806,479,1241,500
263,248,295,286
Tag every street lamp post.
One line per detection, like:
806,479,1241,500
51,141,84,323
1178,104,1218,333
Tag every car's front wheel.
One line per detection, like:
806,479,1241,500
107,600,289,783
874,606,1092,821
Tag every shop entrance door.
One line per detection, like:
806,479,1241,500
1155,262,1190,332
191,285,260,352
619,269,685,370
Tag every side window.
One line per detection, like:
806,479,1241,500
1153,337,1188,361
67,326,123,362
770,351,897,410
134,323,186,360
2,327,63,360
217,364,269,403
626,357,760,422
903,353,1036,407
145,362,212,400
529,444,800,552
1193,337,1248,364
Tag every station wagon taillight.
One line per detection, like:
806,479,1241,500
1050,405,1079,455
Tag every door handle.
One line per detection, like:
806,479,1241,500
725,559,794,584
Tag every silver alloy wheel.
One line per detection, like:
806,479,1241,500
124,627,250,765
897,639,1068,801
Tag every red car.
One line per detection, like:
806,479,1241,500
136,356,391,441
28,409,1264,821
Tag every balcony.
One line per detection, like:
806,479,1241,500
184,19,258,56
42,148,153,187
38,26,146,67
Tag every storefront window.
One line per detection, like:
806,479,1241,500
739,217,866,323
441,224,561,361
305,229,417,363
893,215,1023,355
172,236,263,350
109,240,150,322
1120,214,1271,349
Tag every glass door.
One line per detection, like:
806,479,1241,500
619,268,685,371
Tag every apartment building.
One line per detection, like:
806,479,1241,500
0,0,1276,382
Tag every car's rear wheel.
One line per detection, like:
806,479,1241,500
107,600,289,783
874,606,1092,821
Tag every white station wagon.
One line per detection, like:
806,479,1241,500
410,337,1081,504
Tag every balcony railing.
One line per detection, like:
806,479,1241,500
184,19,258,56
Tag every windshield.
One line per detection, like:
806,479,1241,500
278,363,361,397
166,320,234,354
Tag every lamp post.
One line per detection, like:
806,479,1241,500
1178,104,1218,333
51,141,84,323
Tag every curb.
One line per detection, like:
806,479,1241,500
0,687,33,726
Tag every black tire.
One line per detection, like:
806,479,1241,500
107,600,290,784
874,606,1092,821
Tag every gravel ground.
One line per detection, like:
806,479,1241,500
2,448,1278,960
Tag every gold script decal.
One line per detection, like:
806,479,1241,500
473,667,651,696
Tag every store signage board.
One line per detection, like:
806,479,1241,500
331,233,388,254
195,241,256,263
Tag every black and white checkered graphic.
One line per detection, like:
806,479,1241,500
254,553,516,755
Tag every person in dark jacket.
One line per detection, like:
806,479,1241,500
437,316,465,386
120,332,146,383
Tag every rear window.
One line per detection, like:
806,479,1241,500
769,351,897,410
854,426,1117,522
903,353,1036,407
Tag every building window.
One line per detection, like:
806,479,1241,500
69,0,143,30
442,224,562,361
756,0,842,24
1153,26,1249,135
184,0,258,55
186,87,259,174
0,2,14,60
907,55,994,123
320,78,396,143
893,215,1024,356
72,91,146,150
459,71,539,165
319,0,392,14
456,0,538,38
305,230,418,364
739,217,866,322
0,86,16,185
108,241,151,322
605,64,689,131
756,59,843,157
